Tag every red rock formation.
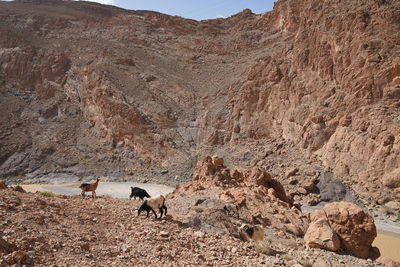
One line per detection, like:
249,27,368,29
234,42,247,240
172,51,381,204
304,217,340,251
306,202,379,259
0,0,399,204
169,155,309,236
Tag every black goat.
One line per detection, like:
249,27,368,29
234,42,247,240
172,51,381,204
129,186,150,201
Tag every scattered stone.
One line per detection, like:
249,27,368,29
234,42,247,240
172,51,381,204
193,231,205,239
286,168,299,178
313,258,333,267
160,231,170,238
382,168,400,188
0,236,10,252
302,180,315,191
307,196,320,206
13,185,26,193
304,171,315,177
377,256,400,267
0,181,7,189
212,155,224,166
11,250,28,264
385,201,400,211
80,242,90,251
297,188,307,195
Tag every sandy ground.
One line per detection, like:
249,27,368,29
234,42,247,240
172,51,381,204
21,182,174,198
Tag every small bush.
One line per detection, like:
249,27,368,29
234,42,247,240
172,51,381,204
39,191,57,197
300,260,313,267
397,212,400,221
281,254,293,261
192,206,204,213
382,206,396,215
255,242,275,256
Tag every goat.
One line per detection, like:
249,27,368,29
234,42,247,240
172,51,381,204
239,224,264,242
224,203,239,217
79,178,100,198
137,194,167,219
129,186,150,201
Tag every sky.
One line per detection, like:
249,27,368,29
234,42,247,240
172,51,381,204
1,0,277,20
76,0,277,21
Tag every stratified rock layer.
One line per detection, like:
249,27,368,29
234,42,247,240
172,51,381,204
0,0,399,204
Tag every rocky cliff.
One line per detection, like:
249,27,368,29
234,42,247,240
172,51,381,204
0,0,399,204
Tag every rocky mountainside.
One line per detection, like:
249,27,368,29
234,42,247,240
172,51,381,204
0,0,400,206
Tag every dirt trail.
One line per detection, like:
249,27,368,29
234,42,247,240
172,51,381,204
21,182,174,198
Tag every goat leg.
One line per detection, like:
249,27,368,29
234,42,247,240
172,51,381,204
158,208,163,219
163,206,167,216
151,208,158,218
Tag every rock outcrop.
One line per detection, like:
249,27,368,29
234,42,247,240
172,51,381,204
305,202,379,259
0,183,378,266
169,156,309,237
304,217,340,251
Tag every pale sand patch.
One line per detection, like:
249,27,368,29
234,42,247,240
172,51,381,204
20,184,50,193
21,183,81,193
373,230,400,263
20,182,174,199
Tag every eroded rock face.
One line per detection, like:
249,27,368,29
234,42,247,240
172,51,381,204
0,0,399,205
306,202,379,259
169,156,309,236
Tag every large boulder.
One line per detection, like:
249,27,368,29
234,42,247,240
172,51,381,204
305,202,379,259
304,217,340,251
324,202,378,259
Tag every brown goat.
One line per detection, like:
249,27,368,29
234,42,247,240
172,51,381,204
239,224,264,242
79,178,100,198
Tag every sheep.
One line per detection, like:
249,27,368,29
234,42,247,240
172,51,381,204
129,186,150,201
224,203,239,217
79,178,100,198
137,194,167,219
239,224,264,242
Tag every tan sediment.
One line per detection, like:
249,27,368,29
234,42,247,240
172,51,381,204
373,231,400,263
20,184,50,193
21,183,81,193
